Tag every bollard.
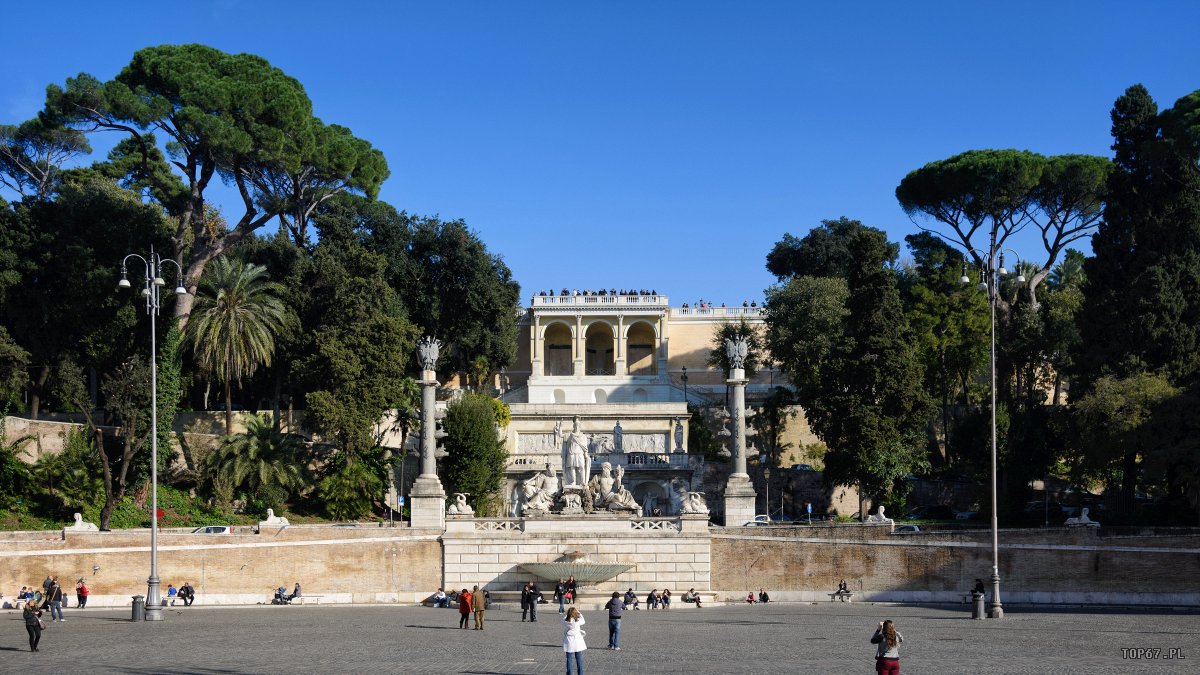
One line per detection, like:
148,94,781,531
131,595,146,622
971,591,985,620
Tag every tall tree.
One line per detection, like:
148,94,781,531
0,118,89,200
896,149,1108,310
442,392,509,516
39,44,386,327
766,220,930,511
204,413,307,506
185,256,292,434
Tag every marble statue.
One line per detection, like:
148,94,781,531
559,489,583,513
606,465,640,512
1065,507,1100,528
258,508,290,530
447,493,474,515
613,420,624,452
417,336,441,371
588,462,617,506
725,336,749,370
561,416,591,487
670,477,708,515
674,417,684,452
65,513,99,531
521,466,560,515
867,506,894,525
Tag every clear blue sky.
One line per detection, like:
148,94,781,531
4,1,1199,305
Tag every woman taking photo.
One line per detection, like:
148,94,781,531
870,619,903,674
562,606,587,674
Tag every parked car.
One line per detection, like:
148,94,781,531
791,463,817,472
955,510,978,521
191,525,233,534
891,524,922,534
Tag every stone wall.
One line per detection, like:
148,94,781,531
441,515,711,596
0,525,442,607
710,526,1200,605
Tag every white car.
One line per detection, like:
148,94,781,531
191,525,233,534
890,524,922,534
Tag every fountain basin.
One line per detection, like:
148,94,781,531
519,562,634,584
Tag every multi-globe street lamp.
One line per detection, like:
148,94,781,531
960,245,1025,620
118,247,186,622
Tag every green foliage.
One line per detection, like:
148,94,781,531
185,255,292,433
205,414,308,504
765,220,930,502
0,326,29,409
156,323,184,468
297,240,418,460
32,427,103,513
0,117,90,199
686,405,722,461
317,458,382,520
442,393,508,516
707,320,766,379
489,397,512,428
0,415,33,509
767,217,898,281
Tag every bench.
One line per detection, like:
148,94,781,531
828,591,855,603
291,595,323,605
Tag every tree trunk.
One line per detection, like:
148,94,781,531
272,372,282,433
29,364,51,420
224,378,233,435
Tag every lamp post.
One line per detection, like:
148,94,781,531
763,465,771,520
118,247,185,622
960,246,1025,620
681,366,688,403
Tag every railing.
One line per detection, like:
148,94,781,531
474,519,524,532
532,295,669,307
670,306,763,318
508,452,691,470
509,454,556,468
585,367,616,376
631,518,681,532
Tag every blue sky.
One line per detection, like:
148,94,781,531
4,1,1199,305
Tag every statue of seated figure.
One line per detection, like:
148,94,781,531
520,467,559,515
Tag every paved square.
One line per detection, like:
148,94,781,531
3,602,1196,673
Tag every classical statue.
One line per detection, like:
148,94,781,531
613,420,624,452
1065,507,1100,528
674,417,684,452
670,477,708,515
562,416,591,487
587,462,617,507
521,466,559,514
606,465,640,512
65,513,99,531
725,336,748,370
867,505,894,525
447,493,474,515
417,336,441,371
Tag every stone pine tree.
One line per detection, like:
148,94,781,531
442,393,508,516
765,220,930,515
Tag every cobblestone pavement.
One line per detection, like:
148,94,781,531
2,602,1197,674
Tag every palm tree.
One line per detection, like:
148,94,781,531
185,256,291,434
206,414,307,501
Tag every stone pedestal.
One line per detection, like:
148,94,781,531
409,475,446,530
724,474,757,526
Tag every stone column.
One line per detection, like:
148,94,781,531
614,314,626,376
574,314,584,377
410,337,446,530
723,338,756,526
531,315,543,379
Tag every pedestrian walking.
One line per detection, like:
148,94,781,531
457,588,472,629
565,576,577,605
562,606,587,675
871,619,904,674
604,591,623,650
472,585,487,630
47,581,64,622
521,582,534,622
76,579,89,608
23,602,45,652
554,578,566,614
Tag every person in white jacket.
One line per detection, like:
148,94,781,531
562,606,587,674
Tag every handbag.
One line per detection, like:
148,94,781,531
37,618,46,629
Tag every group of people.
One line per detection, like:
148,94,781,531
552,576,577,613
539,288,658,298
167,582,197,606
271,583,298,605
455,585,491,629
17,574,86,653
746,588,771,603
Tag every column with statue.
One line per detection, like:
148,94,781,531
410,336,447,529
722,337,757,526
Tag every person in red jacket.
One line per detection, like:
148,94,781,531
76,579,90,608
457,588,472,629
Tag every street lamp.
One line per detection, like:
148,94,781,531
681,366,688,403
118,247,185,622
763,464,771,520
960,246,1025,620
